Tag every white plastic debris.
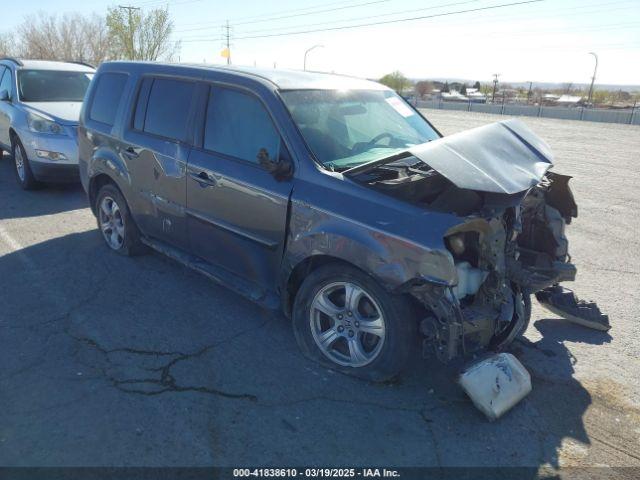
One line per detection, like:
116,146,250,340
459,353,532,421
452,261,489,300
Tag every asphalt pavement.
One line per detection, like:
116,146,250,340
0,111,639,473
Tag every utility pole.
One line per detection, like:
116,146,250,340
587,52,598,106
492,73,500,103
223,20,231,65
118,5,140,60
527,81,533,104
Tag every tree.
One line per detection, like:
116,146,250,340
473,81,481,90
442,81,450,93
0,32,16,57
414,80,433,99
16,13,110,65
379,71,411,93
107,6,180,61
460,83,467,95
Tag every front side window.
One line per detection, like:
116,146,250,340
18,70,93,102
142,78,195,141
280,89,439,170
89,73,128,126
204,87,280,164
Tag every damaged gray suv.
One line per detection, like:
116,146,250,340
79,63,607,381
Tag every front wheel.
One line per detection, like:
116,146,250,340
292,264,417,382
12,137,40,190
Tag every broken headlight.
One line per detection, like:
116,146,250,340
445,231,480,267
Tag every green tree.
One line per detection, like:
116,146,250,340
107,6,179,61
460,83,467,95
473,81,481,90
442,81,450,93
379,71,411,93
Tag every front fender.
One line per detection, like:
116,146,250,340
283,200,457,292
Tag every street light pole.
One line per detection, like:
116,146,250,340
587,52,598,106
303,45,324,71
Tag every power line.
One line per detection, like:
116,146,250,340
174,0,390,33
179,0,547,42
175,0,384,28
176,0,640,43
182,0,482,38
134,0,203,8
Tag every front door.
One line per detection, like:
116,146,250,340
186,85,293,291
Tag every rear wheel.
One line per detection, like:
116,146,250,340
95,183,147,256
12,137,39,190
292,264,417,382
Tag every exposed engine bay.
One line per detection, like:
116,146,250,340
346,119,608,362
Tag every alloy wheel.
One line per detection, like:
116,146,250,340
14,146,25,182
310,281,386,367
98,196,125,250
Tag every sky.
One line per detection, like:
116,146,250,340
3,0,640,86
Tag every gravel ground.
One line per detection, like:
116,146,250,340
0,111,639,474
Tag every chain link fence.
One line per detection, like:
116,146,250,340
416,99,640,126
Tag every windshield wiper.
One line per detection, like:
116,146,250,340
341,150,413,176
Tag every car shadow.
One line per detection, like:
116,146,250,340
0,151,88,220
0,227,607,472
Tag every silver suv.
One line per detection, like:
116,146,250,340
0,58,95,189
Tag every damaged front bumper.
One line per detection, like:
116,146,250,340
409,171,605,362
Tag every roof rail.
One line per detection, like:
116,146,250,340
0,57,24,66
66,60,96,69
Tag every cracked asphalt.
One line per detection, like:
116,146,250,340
1,111,639,472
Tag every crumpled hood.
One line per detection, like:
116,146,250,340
408,119,554,194
23,102,82,125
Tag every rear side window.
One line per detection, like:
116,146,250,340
204,87,280,164
90,73,128,126
142,78,195,141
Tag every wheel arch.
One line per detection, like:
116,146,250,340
88,173,130,217
283,255,367,318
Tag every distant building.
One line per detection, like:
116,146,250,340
556,94,584,106
440,90,468,102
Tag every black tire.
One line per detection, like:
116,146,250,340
95,183,147,256
12,136,40,190
519,293,532,337
292,263,417,382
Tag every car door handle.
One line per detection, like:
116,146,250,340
123,147,139,158
190,171,217,187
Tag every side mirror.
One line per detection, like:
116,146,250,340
257,146,293,180
0,90,9,102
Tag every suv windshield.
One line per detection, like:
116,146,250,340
280,89,439,170
18,70,93,102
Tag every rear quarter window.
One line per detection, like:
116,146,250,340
89,73,129,126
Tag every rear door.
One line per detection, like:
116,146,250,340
186,84,293,291
121,76,197,250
